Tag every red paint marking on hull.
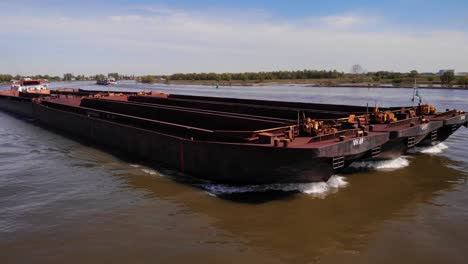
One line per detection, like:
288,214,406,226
180,142,185,172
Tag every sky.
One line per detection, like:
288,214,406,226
1,0,467,75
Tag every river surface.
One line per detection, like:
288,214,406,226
1,81,468,263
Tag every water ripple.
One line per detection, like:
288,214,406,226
199,175,348,197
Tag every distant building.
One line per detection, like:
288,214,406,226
456,72,468,76
437,69,455,75
421,72,436,76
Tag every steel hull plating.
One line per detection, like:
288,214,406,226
376,134,427,160
418,114,468,147
370,120,442,160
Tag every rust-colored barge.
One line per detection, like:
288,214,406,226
0,91,388,184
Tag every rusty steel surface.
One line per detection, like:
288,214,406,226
168,94,371,113
129,95,352,120
91,97,297,124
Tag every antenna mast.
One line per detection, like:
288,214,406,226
411,78,417,106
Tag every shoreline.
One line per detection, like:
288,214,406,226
145,80,468,90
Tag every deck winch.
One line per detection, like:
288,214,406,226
417,104,437,115
301,117,338,136
372,111,397,124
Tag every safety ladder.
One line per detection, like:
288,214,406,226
431,130,438,141
371,146,381,158
407,136,416,148
332,156,345,170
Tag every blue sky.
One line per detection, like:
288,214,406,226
1,0,467,75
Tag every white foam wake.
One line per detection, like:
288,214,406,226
350,156,410,170
129,164,162,176
201,175,348,197
410,143,449,154
141,168,159,175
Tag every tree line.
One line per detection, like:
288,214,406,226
138,69,467,86
0,74,61,82
167,70,344,82
1,73,136,83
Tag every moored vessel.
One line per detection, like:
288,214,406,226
10,78,49,92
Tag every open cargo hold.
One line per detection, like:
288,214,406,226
81,97,297,125
168,94,372,113
78,97,299,142
42,97,294,143
128,94,352,121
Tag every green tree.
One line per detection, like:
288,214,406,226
240,73,248,81
140,75,156,84
457,76,468,87
408,70,419,78
108,73,119,80
63,73,74,81
95,74,106,81
440,71,455,86
0,74,13,82
75,74,86,81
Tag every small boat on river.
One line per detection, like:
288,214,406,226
96,77,117,86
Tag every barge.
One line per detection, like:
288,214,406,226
0,88,466,184
0,90,389,184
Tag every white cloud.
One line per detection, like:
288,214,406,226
321,15,362,29
0,7,467,75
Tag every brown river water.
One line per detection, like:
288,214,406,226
1,81,468,263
